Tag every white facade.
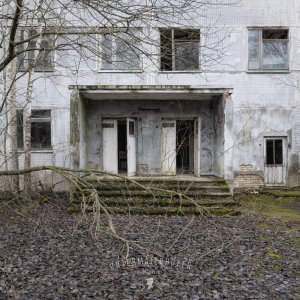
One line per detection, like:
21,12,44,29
1,0,300,187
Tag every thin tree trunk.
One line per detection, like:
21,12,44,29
24,69,33,193
10,58,19,192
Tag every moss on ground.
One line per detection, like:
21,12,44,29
237,193,300,223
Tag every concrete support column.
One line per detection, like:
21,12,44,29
69,88,87,169
223,92,234,183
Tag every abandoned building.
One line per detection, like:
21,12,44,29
2,0,300,190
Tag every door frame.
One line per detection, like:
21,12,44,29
264,136,287,186
102,117,137,176
161,117,201,176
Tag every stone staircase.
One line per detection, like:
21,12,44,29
68,176,239,216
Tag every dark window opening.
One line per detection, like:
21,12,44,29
176,120,194,174
16,109,51,150
17,110,24,149
129,121,135,136
160,28,200,71
31,109,51,149
266,139,283,165
118,121,127,173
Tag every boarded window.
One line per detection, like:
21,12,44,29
266,139,283,165
248,29,288,71
160,28,200,71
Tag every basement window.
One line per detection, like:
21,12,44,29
248,29,289,71
160,28,200,71
266,139,283,165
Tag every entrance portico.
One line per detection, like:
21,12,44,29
69,85,232,178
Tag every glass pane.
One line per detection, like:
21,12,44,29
263,29,288,39
17,110,24,149
36,39,54,70
160,30,172,70
31,122,51,149
266,140,274,165
101,35,113,70
31,110,51,118
248,30,260,70
274,140,283,164
115,39,140,70
57,34,97,70
174,29,200,41
175,42,199,70
263,41,288,70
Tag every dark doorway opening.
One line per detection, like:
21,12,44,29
176,120,194,174
118,121,127,173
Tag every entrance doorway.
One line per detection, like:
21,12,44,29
176,120,194,174
264,137,287,185
102,118,137,176
118,121,127,173
161,118,201,176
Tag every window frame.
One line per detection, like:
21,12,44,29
159,28,201,72
265,138,284,166
98,29,143,72
16,109,52,151
17,28,55,73
248,28,289,72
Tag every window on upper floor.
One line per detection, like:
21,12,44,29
100,29,142,71
17,29,54,72
160,28,200,71
56,34,97,70
17,109,52,150
248,29,289,71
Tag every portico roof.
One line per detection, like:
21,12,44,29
69,85,233,101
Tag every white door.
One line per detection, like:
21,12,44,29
102,119,118,174
194,118,201,176
264,138,287,185
161,119,176,175
127,118,137,177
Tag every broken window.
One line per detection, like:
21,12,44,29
100,29,141,70
160,28,200,71
248,29,288,71
266,139,283,165
17,29,54,72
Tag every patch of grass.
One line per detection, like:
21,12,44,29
266,253,283,259
238,194,300,223
292,237,300,249
256,223,272,230
271,264,281,271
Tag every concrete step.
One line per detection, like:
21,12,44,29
71,197,236,207
77,183,230,193
73,189,232,199
68,204,240,216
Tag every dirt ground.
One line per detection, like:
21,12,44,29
0,196,299,299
